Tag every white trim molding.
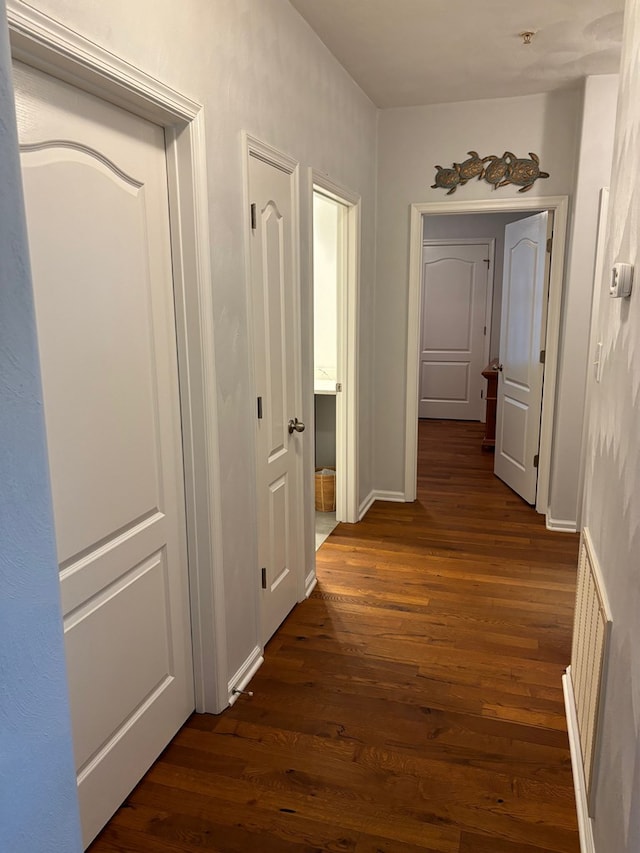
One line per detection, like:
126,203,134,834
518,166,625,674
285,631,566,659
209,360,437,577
359,489,405,521
373,490,406,503
7,0,229,713
546,517,578,533
563,668,596,853
227,646,264,708
305,574,318,598
405,196,569,523
359,490,376,520
8,1,199,123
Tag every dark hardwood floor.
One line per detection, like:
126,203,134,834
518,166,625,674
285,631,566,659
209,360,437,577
91,420,580,853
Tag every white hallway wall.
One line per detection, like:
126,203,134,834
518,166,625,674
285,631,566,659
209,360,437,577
375,86,620,526
582,2,640,849
15,0,378,683
550,74,619,528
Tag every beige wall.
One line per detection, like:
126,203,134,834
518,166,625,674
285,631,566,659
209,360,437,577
20,0,378,681
582,3,640,849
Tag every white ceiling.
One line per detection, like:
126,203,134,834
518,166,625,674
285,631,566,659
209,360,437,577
288,0,625,107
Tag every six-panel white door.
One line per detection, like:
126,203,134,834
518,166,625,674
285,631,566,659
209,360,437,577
419,243,490,420
495,212,552,504
14,61,194,847
248,152,304,645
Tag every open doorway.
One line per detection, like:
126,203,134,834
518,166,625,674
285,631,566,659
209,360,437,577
419,209,550,504
420,212,533,424
311,177,360,549
406,196,569,518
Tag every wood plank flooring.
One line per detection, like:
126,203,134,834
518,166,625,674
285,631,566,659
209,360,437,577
90,420,580,853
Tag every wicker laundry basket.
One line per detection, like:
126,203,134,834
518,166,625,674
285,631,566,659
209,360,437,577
315,467,336,512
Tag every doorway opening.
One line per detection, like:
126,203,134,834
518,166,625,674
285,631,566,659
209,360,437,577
313,190,342,547
311,176,361,552
406,196,569,520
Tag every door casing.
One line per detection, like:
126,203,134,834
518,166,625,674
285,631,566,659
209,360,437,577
8,0,228,713
405,196,569,521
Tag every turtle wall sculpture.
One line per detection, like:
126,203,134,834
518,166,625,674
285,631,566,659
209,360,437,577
455,151,492,183
431,163,462,195
431,151,549,194
483,152,512,189
502,152,550,192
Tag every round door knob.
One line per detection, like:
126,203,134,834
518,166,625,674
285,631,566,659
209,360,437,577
288,417,305,434
496,363,503,372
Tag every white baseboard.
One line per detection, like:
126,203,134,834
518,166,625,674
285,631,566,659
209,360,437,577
563,668,596,853
547,516,578,533
305,573,317,598
358,490,376,520
227,645,263,707
358,489,407,520
373,489,406,503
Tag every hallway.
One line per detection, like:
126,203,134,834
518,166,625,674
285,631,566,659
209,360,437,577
91,420,580,853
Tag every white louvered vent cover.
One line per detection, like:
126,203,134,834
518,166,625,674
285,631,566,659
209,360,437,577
570,528,612,814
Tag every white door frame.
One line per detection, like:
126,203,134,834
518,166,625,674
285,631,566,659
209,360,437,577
421,237,495,423
406,196,569,518
241,132,308,629
311,173,361,526
8,0,228,713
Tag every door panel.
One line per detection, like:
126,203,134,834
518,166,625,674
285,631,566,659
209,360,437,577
21,146,160,564
419,243,490,420
495,212,552,504
421,362,469,402
248,153,302,645
65,551,172,770
14,61,194,847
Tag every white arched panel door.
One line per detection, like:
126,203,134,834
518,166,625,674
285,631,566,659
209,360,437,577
14,61,194,846
419,242,491,421
495,212,552,504
248,150,304,645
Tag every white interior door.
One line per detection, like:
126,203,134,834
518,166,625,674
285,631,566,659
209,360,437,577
248,151,303,645
495,212,552,504
419,242,491,420
14,62,194,847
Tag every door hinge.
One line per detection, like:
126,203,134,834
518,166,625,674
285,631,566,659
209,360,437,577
250,203,257,230
540,349,546,365
257,396,263,419
335,382,343,392
483,325,487,335
546,236,553,254
533,453,539,468
480,389,484,399
261,567,267,589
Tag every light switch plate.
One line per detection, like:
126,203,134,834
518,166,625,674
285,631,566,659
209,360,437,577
610,262,634,298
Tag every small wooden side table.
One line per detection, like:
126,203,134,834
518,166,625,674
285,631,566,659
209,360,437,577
481,359,499,450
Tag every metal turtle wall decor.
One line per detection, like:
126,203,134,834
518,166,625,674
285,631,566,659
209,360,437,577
432,151,549,194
